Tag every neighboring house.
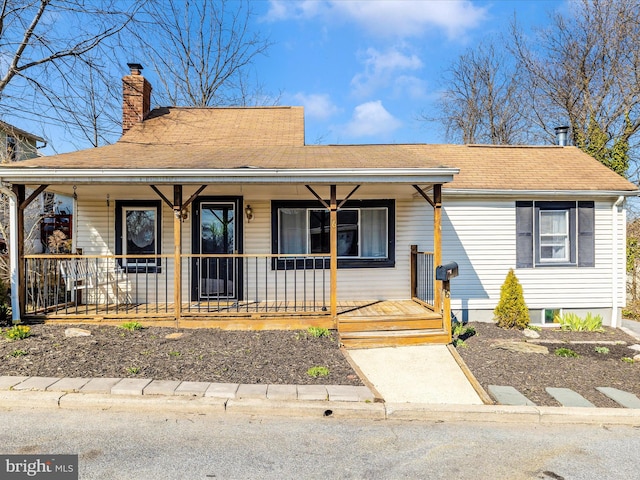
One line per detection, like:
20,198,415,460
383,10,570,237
0,64,637,347
0,121,48,255
0,120,44,163
0,121,71,255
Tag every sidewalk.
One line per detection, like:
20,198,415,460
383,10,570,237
1,322,639,425
347,345,483,404
1,373,639,426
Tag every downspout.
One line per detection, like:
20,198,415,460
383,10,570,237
0,184,21,323
611,196,624,328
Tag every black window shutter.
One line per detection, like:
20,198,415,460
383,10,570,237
578,201,595,267
516,201,534,268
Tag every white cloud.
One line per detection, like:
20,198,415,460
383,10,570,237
264,0,325,21
351,47,423,97
291,93,341,120
393,75,428,99
342,101,402,138
265,0,487,38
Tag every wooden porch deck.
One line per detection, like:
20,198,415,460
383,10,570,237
26,299,450,347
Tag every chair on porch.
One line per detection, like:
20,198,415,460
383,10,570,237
60,258,129,305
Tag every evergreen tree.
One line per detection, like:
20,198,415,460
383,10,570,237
494,269,530,329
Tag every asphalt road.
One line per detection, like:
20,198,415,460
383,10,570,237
1,407,639,479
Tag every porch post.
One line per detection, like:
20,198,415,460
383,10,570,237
13,185,26,319
173,186,183,324
433,184,442,313
330,185,338,322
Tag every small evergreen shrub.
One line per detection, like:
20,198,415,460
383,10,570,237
494,269,530,329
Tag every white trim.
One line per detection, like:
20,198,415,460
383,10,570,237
0,185,20,322
0,168,459,185
611,196,624,328
443,189,639,197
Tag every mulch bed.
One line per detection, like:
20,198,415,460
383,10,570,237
2,322,639,407
0,325,363,386
455,322,640,408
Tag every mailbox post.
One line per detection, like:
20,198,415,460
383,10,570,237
435,262,459,342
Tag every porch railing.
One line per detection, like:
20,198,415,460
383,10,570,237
410,245,435,309
184,254,329,314
23,253,330,317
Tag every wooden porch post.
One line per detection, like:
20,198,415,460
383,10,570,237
433,184,442,313
13,185,25,318
410,244,418,298
330,185,338,323
173,186,182,325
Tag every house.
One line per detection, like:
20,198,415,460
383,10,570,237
0,121,71,255
0,64,637,347
0,120,54,255
0,120,45,164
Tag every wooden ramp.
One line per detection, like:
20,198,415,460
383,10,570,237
337,300,450,348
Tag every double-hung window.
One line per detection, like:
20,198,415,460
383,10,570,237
516,201,594,268
115,200,162,272
538,210,569,263
272,200,394,268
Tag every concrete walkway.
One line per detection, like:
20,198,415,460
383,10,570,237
622,319,640,339
347,345,483,405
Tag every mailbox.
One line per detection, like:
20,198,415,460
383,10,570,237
435,262,458,281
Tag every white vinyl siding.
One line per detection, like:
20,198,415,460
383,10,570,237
69,187,627,322
443,198,625,320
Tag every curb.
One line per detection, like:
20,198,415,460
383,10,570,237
1,389,639,426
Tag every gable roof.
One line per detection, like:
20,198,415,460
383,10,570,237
124,106,305,147
0,120,45,144
0,107,637,193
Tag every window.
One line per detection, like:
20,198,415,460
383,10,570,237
539,210,569,262
115,200,162,272
516,201,594,268
542,308,561,324
6,135,16,162
272,200,394,268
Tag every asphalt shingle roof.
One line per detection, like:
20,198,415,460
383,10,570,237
4,106,637,192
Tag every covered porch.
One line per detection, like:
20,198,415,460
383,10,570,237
21,244,447,347
3,165,457,347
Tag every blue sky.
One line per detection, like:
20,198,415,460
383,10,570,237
30,0,565,154
249,0,558,146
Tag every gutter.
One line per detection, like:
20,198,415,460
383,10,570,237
442,189,640,198
0,167,460,185
611,196,625,328
0,184,20,323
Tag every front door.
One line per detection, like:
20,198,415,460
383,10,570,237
192,198,243,301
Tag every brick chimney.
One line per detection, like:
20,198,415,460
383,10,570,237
122,63,152,134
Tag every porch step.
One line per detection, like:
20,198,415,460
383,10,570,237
337,316,443,333
340,329,450,349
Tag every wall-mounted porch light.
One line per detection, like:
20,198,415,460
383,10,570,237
245,204,254,222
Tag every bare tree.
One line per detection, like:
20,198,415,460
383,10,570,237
134,0,273,107
432,0,640,180
428,41,527,145
40,52,124,150
0,1,144,121
511,0,640,177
